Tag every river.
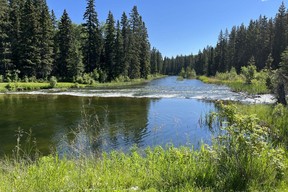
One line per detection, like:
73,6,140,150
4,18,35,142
0,76,274,156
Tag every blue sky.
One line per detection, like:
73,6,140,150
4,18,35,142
47,0,286,57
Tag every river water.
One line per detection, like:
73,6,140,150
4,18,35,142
0,76,274,156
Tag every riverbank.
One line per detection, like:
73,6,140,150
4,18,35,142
197,75,270,95
1,103,287,191
0,75,166,92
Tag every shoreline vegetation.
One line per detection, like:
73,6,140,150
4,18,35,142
0,102,287,191
0,74,165,92
178,66,271,95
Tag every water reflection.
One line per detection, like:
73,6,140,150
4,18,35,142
1,77,229,156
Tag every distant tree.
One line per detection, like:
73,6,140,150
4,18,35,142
67,24,84,79
120,12,130,77
274,48,288,105
0,0,12,76
139,21,150,79
104,11,116,81
272,2,287,69
241,56,256,84
38,2,54,79
82,0,102,73
114,21,124,78
9,0,23,73
56,10,72,79
128,6,141,79
19,0,41,77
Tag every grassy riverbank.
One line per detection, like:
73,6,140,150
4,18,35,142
1,103,287,191
197,69,270,95
0,75,165,92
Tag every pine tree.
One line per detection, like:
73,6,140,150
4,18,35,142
0,0,12,76
114,21,124,78
38,1,54,79
56,9,72,79
19,0,41,77
139,21,150,79
128,6,141,79
9,0,23,74
67,24,84,79
272,2,287,69
82,0,102,73
120,12,130,77
104,11,116,81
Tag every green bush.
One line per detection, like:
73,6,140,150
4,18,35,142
49,76,57,88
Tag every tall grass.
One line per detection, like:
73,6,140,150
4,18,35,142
0,103,287,191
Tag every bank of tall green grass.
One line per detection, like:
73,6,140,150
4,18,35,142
1,103,288,191
198,69,270,94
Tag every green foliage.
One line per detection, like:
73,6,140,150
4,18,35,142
211,103,286,190
241,57,257,84
49,76,57,88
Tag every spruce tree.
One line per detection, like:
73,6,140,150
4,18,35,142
114,21,124,78
82,0,102,73
120,12,130,77
0,0,12,76
272,2,287,69
139,21,150,79
19,0,41,77
104,11,116,81
67,24,84,79
57,9,72,79
128,6,141,79
9,0,23,74
38,1,54,79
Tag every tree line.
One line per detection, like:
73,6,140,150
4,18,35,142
0,0,160,83
162,2,288,77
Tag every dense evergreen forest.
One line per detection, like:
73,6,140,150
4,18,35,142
0,0,162,83
162,2,288,76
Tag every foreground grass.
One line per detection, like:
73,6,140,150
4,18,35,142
0,75,165,92
1,103,288,191
0,145,287,192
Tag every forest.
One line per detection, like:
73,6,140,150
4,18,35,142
0,0,161,83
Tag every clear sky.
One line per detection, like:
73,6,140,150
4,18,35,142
46,0,287,57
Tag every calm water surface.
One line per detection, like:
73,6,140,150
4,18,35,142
0,77,268,156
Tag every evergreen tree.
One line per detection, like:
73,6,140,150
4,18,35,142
139,21,150,79
67,24,84,79
275,48,288,105
114,21,124,78
9,0,23,74
38,1,54,79
104,11,116,80
0,0,12,76
82,0,102,73
150,47,157,74
56,9,72,79
128,6,141,79
272,2,287,69
19,0,41,77
120,12,130,77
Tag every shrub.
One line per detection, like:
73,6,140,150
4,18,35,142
49,76,57,88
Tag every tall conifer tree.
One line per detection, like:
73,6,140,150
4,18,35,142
19,0,40,77
104,11,116,80
0,0,12,76
38,1,54,78
57,9,72,79
114,21,124,78
82,0,102,73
